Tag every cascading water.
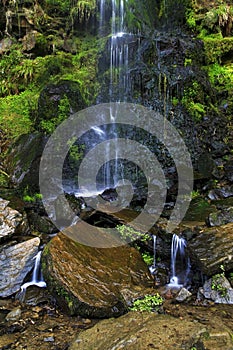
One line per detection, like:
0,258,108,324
149,235,157,274
97,0,135,188
168,234,190,288
20,251,46,292
64,0,138,194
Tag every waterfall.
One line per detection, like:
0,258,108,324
109,0,132,102
149,235,157,274
20,251,46,291
168,234,189,287
98,0,131,188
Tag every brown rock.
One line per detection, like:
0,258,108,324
42,228,153,318
188,223,233,276
69,312,208,350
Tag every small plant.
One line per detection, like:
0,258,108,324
191,190,200,199
130,294,163,312
142,252,154,265
23,193,43,203
116,225,150,242
171,97,179,106
211,265,228,298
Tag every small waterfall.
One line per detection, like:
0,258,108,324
21,251,46,291
149,235,157,274
108,0,134,103
168,234,189,288
98,0,132,188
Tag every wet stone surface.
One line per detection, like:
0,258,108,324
0,299,96,350
0,293,233,350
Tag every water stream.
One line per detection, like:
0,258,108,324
168,234,189,288
20,251,46,292
97,0,135,188
149,235,157,274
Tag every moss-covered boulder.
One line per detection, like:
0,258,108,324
42,229,153,318
37,80,86,131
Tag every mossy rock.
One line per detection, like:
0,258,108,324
37,80,86,130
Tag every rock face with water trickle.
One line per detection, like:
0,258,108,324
42,229,153,318
187,223,233,276
0,237,40,297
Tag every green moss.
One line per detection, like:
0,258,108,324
181,81,207,122
141,252,154,265
40,93,70,134
211,265,228,298
202,37,233,64
0,90,36,140
116,225,150,242
130,294,163,312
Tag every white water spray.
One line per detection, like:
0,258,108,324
168,234,189,288
20,251,46,291
149,235,157,274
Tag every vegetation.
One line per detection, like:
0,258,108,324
40,94,70,134
130,294,163,312
116,225,150,242
142,252,154,265
0,91,35,140
23,193,43,203
211,265,228,298
0,0,232,189
185,1,233,112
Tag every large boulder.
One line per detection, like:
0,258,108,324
0,198,24,241
42,228,153,318
0,237,40,297
187,223,233,276
69,312,208,350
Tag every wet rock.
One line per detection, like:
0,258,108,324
197,152,215,178
0,37,13,54
21,30,40,51
0,198,23,241
198,276,233,304
44,336,55,342
187,223,233,276
42,229,153,318
175,288,192,303
0,237,40,297
5,307,22,322
26,211,57,234
6,133,47,192
207,207,233,227
69,312,207,350
208,185,233,200
183,197,215,222
16,285,50,306
224,159,233,182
